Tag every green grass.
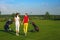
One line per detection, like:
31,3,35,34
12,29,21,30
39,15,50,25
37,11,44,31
0,19,60,40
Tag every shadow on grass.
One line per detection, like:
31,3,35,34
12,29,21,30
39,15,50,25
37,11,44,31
0,30,16,35
0,30,25,36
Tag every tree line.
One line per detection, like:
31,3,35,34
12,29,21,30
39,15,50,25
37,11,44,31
0,11,60,20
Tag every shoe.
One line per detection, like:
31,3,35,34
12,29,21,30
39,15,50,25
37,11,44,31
25,33,27,36
16,33,19,36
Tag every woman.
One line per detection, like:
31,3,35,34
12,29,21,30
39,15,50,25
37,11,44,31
14,13,20,36
23,13,29,36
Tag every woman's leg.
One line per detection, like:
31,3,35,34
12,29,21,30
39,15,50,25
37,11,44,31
24,23,28,36
16,23,19,36
25,23,28,34
24,23,26,34
17,23,20,34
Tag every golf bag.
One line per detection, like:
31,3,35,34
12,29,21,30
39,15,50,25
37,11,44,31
4,19,13,31
30,22,39,32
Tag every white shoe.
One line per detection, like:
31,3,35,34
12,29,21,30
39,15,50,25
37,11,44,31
25,33,27,36
16,33,19,36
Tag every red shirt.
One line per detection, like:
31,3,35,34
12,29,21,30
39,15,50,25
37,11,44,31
23,15,29,23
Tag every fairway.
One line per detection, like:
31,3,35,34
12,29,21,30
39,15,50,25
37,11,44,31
0,20,60,40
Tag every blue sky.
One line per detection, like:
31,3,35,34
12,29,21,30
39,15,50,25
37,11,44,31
0,0,60,15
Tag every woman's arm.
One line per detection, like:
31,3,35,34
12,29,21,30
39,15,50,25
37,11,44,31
28,18,29,22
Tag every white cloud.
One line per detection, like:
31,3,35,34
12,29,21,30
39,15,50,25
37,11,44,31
0,4,9,14
0,4,16,14
0,3,25,15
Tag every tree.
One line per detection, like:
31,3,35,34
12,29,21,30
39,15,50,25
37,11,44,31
12,12,20,17
44,12,50,19
12,13,16,17
0,11,1,15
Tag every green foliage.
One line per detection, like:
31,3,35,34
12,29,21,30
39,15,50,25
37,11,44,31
44,12,50,19
11,13,16,17
0,15,60,22
0,11,1,15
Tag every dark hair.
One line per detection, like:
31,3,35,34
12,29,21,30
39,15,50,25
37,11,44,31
15,13,19,17
25,13,28,15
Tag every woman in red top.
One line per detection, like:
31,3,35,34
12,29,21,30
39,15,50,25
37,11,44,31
23,13,29,36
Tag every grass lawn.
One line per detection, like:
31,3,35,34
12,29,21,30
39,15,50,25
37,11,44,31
0,19,60,40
